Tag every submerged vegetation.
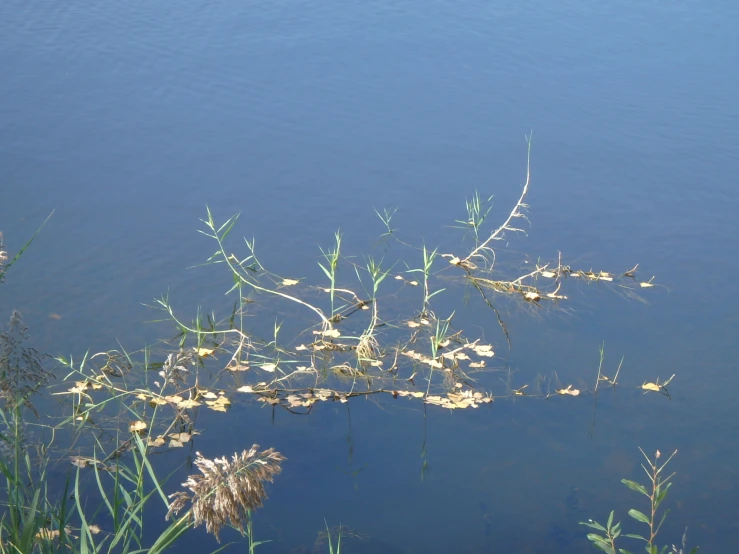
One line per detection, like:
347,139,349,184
0,140,698,552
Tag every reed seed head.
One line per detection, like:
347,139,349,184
167,445,285,541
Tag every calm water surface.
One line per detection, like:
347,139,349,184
2,1,739,552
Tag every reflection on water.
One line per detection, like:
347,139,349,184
2,0,739,551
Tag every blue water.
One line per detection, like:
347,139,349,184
2,1,739,552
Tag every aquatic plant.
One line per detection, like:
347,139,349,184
167,446,285,542
581,448,698,554
1,139,678,553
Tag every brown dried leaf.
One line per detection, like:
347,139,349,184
70,456,90,468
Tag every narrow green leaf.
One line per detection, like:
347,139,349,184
587,537,616,554
217,212,241,241
607,510,614,530
580,521,607,532
628,509,650,524
655,482,672,508
622,479,650,497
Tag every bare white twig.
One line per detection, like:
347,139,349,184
461,134,532,268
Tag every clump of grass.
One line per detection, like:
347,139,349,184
581,448,698,554
1,311,51,414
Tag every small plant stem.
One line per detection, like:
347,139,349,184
462,135,531,266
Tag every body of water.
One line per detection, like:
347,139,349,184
2,1,738,552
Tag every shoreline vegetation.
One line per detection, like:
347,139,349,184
1,140,698,552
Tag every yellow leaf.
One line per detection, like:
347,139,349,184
556,385,581,396
281,278,299,286
147,436,166,447
449,257,461,265
642,382,661,392
179,399,202,408
639,282,654,288
407,321,420,328
129,420,147,433
196,347,214,358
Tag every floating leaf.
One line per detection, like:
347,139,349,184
147,436,166,447
469,361,486,368
237,385,254,393
36,529,61,541
169,432,195,442
556,385,581,396
206,395,231,412
200,391,218,400
259,397,281,405
540,270,556,278
196,347,215,358
129,420,147,433
641,382,661,392
449,257,461,265
179,399,202,408
524,291,541,302
70,456,90,468
281,278,299,286
260,363,277,372
314,329,341,338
